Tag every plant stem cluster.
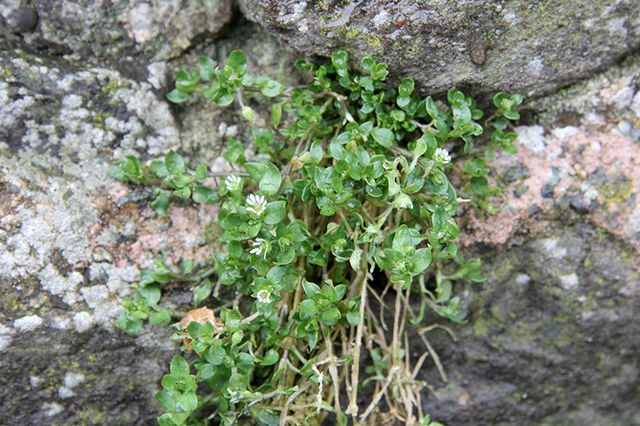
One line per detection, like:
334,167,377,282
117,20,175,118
112,49,522,426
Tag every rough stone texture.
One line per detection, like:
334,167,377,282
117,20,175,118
423,224,640,426
0,0,233,66
0,49,181,424
416,54,640,425
239,0,640,96
0,18,297,424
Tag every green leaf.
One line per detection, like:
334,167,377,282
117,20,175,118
370,63,389,80
260,349,280,366
151,191,170,216
397,78,414,108
224,138,245,165
359,76,374,91
410,248,432,275
411,137,428,158
425,96,439,119
245,162,268,182
193,279,212,306
398,78,415,97
227,50,247,75
173,187,191,200
321,307,341,326
302,280,321,298
149,309,171,325
271,103,282,127
263,201,287,225
166,89,190,104
156,391,176,412
159,413,188,426
331,50,349,77
205,346,226,366
360,56,374,72
299,299,318,320
349,246,363,270
139,284,161,306
215,92,234,106
504,110,520,120
197,56,216,80
470,176,489,195
260,79,284,97
150,159,169,178
176,393,198,413
242,106,255,122
347,312,360,326
165,151,185,175
170,355,190,377
232,330,244,346
452,100,471,122
109,155,146,184
392,226,423,253
194,163,207,180
259,162,282,195
346,298,361,326
309,140,324,164
114,315,143,335
371,127,394,148
192,185,217,204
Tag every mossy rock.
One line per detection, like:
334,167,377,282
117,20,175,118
239,0,640,97
419,223,640,425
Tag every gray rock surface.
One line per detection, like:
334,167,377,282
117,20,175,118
417,51,640,426
0,14,297,424
0,48,180,425
1,0,233,66
239,0,640,96
421,224,640,425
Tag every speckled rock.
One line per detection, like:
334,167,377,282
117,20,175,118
0,0,233,66
417,53,640,425
239,0,640,96
0,48,187,424
0,22,295,424
421,224,640,426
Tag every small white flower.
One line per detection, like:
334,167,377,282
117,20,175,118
256,289,271,304
249,238,270,259
246,194,267,216
225,175,242,191
394,193,413,210
434,147,451,165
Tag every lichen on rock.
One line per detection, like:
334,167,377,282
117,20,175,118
239,0,640,96
1,0,234,66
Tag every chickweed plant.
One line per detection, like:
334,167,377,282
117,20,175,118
112,50,522,425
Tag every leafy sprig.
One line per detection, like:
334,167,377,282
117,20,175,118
112,50,521,425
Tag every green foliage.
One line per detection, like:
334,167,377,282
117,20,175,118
110,150,218,215
113,50,522,425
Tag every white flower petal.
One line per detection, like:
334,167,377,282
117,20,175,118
434,147,451,164
256,289,271,303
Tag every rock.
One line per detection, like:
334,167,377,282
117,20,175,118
0,0,233,66
0,49,186,424
433,53,640,424
421,224,640,425
540,184,554,199
501,162,530,185
0,22,296,424
239,0,640,96
7,7,38,34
